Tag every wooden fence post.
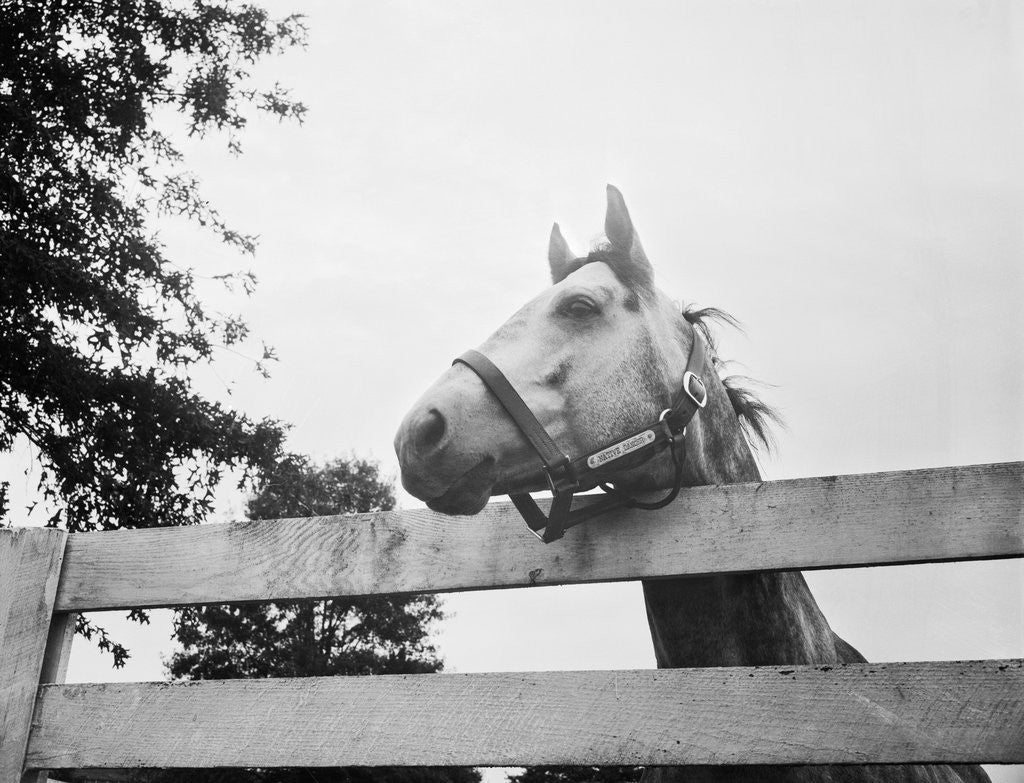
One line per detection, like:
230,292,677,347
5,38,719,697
26,612,77,783
0,527,69,782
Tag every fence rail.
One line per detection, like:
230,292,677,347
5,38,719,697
27,661,1024,769
55,461,1024,611
2,462,1022,780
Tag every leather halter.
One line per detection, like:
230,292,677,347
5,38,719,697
453,336,708,542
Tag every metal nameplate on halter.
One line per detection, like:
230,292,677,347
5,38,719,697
586,429,656,470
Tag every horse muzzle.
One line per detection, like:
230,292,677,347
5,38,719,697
394,366,525,515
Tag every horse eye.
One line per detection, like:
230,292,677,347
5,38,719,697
564,298,598,318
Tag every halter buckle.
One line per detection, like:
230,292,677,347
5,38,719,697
543,455,578,495
682,371,708,409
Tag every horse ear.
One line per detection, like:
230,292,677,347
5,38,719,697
605,185,653,283
548,223,577,283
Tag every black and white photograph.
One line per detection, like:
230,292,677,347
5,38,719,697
1,2,1021,782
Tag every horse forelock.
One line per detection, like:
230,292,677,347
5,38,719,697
556,247,655,307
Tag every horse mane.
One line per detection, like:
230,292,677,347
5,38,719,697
682,305,783,453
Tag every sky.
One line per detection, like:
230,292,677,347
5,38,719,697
6,0,1021,779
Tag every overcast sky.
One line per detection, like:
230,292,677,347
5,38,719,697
17,0,1021,778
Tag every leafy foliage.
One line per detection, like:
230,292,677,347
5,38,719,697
510,768,644,783
160,456,480,783
1,0,306,666
0,0,306,535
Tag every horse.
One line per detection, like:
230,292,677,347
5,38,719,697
393,186,990,783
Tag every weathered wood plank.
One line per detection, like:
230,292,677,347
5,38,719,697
54,462,1023,611
25,660,1024,769
25,613,77,783
0,528,68,782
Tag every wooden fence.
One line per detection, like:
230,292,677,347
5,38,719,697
2,461,1022,781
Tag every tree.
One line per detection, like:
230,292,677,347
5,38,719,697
160,455,481,783
510,768,644,783
1,1,305,661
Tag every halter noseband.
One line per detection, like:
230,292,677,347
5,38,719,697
453,336,708,543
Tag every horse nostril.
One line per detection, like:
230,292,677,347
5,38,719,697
412,408,447,453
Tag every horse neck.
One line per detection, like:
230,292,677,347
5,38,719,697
641,359,842,668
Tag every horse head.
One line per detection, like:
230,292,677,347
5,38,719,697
395,186,743,519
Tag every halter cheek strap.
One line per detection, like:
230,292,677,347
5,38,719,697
453,336,708,543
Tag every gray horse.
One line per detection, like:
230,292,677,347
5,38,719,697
395,186,989,783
